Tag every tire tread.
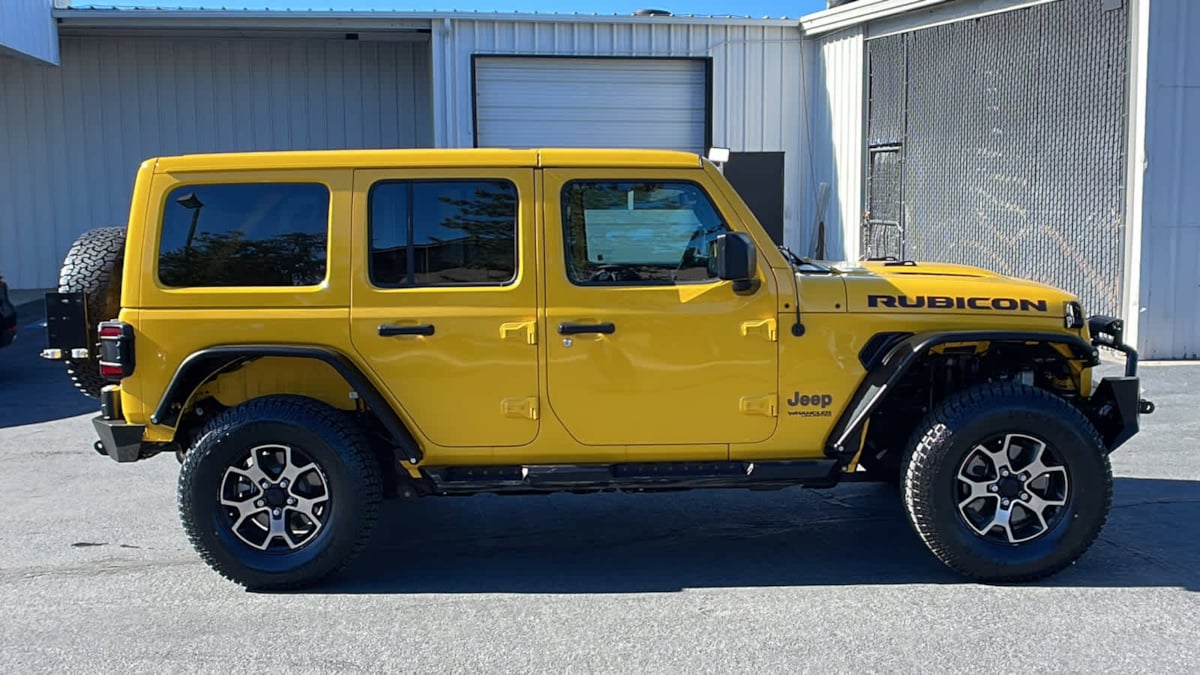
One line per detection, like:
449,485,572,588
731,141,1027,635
177,395,382,590
901,382,1112,582
57,226,126,398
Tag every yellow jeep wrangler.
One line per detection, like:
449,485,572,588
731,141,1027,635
43,148,1152,589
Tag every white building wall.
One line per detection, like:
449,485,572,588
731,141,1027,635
0,36,432,289
0,0,58,64
802,27,864,260
1138,0,1200,359
431,18,810,252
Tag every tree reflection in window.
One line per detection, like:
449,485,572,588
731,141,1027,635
370,180,517,286
158,183,329,287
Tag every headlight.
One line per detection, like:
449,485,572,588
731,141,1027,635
1064,301,1084,329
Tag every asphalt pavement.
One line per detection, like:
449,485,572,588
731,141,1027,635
1,300,1197,673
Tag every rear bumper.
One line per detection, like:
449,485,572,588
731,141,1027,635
91,386,157,463
0,285,15,348
1086,315,1154,452
92,416,149,463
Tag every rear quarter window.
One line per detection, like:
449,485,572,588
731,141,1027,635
158,183,330,287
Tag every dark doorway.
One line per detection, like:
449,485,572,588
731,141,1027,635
723,152,785,245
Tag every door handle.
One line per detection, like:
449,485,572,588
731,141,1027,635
558,322,615,335
378,324,435,337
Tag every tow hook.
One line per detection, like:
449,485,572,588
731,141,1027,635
1139,399,1156,415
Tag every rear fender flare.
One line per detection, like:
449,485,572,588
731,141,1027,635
826,331,1098,459
151,345,422,464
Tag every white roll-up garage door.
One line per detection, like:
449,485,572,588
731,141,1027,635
474,56,708,153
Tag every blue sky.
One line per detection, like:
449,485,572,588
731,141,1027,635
170,1,828,19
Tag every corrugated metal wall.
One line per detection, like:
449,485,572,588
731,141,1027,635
0,0,58,64
0,36,432,288
1139,0,1200,359
432,19,808,251
803,28,864,260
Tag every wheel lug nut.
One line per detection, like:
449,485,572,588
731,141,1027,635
255,499,264,507
1021,473,1029,481
988,484,998,493
1001,498,1011,507
1021,492,1030,501
280,479,289,488
1000,468,1009,477
287,497,296,505
272,508,282,517
260,480,269,488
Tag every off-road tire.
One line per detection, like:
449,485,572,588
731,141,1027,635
57,226,126,398
901,383,1111,582
178,396,383,590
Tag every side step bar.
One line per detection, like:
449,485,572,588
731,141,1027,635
424,460,841,496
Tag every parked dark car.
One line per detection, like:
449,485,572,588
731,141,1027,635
0,272,16,348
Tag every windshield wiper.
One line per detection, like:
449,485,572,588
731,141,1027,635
778,245,833,274
777,245,803,266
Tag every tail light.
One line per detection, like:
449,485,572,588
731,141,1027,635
98,321,136,380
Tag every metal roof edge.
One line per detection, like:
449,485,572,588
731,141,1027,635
53,8,801,29
149,147,703,172
800,0,952,36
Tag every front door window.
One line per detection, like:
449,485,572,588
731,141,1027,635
560,181,730,285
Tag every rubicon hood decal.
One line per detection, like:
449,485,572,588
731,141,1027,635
867,295,1050,312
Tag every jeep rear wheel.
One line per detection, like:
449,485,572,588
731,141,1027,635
178,396,382,590
901,383,1111,582
57,226,126,398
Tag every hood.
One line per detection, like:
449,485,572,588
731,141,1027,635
827,261,1079,317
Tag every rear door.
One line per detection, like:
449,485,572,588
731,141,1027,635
349,168,540,448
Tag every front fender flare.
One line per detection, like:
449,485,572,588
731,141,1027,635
825,331,1098,459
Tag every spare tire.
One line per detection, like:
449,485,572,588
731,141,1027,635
57,226,126,399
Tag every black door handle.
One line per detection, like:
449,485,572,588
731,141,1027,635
378,324,435,337
558,322,615,335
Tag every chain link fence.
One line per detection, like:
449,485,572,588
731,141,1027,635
865,0,1129,315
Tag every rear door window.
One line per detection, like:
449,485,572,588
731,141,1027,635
158,183,330,287
368,180,518,286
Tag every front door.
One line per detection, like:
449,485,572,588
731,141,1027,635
542,168,779,447
350,168,539,448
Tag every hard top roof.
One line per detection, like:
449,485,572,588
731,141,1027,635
153,148,704,172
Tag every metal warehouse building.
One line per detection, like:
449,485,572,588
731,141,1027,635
1,0,1197,358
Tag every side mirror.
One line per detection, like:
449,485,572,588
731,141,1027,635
716,232,757,291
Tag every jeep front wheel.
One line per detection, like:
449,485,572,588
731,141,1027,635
178,396,382,590
901,383,1111,582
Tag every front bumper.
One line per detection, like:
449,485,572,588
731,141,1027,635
1086,315,1154,452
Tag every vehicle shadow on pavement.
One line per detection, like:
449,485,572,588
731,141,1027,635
325,476,1200,593
0,299,97,428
